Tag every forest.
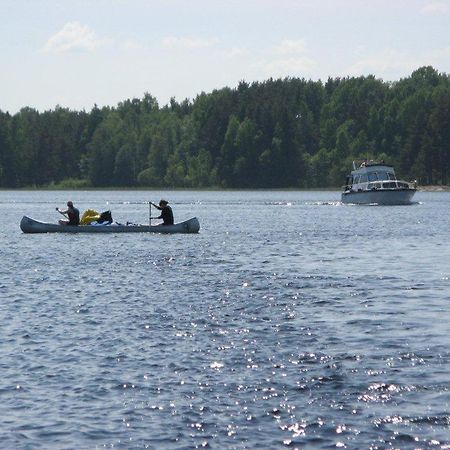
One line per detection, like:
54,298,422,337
0,66,449,189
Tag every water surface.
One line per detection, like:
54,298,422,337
1,190,449,448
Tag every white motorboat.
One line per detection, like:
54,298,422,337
342,161,416,205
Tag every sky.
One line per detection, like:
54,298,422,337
1,0,449,114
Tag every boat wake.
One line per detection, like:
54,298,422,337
311,201,343,206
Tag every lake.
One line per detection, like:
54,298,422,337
1,189,449,449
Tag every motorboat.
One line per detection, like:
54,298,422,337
342,161,416,205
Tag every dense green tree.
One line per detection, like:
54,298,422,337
114,143,136,186
219,115,240,186
0,66,448,188
186,148,216,187
88,112,126,186
428,87,450,184
0,112,15,187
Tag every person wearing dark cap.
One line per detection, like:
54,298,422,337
56,201,80,226
150,199,174,225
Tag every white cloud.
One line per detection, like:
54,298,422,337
119,38,145,52
42,22,107,53
271,39,307,55
346,49,420,76
256,56,317,78
255,39,314,77
420,1,449,14
223,47,248,58
162,36,218,50
430,45,450,60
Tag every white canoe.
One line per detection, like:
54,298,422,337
20,216,200,234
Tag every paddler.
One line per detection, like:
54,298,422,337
150,199,174,225
56,201,80,226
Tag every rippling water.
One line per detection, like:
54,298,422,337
1,190,449,449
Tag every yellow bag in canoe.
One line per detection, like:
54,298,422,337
80,209,100,225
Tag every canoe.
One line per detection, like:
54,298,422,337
20,216,200,234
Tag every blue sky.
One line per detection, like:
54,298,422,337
1,0,449,113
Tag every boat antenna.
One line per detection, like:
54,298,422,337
352,160,356,170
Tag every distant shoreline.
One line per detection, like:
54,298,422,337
418,185,450,191
2,185,450,192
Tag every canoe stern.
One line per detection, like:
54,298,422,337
20,216,39,233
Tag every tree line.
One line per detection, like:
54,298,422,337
0,66,449,189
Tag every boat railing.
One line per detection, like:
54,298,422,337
367,180,416,190
343,180,417,192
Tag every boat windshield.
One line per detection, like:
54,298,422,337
376,171,396,181
377,171,388,181
368,172,378,182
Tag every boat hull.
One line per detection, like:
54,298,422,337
20,216,200,234
341,188,416,205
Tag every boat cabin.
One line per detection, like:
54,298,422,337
343,162,411,192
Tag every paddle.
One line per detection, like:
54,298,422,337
149,201,161,225
56,207,68,219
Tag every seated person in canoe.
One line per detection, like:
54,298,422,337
150,199,174,225
56,201,80,226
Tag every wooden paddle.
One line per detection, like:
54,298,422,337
56,208,68,219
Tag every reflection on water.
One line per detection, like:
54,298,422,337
0,190,449,448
